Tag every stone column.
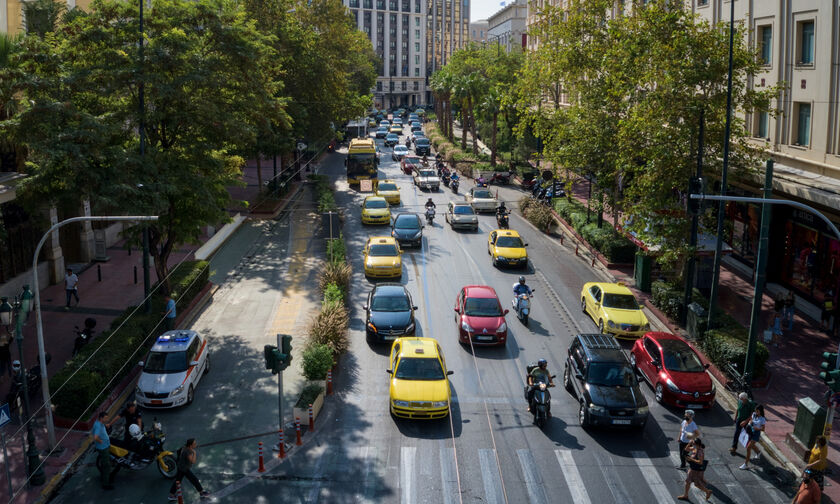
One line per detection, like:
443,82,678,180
78,199,95,262
44,207,65,285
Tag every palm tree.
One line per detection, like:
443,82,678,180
481,86,502,167
452,75,471,151
0,33,25,173
463,74,484,156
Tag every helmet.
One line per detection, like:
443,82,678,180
11,360,20,372
538,358,547,367
129,423,143,441
518,276,526,285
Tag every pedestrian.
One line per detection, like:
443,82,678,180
91,411,114,490
106,400,143,443
64,267,79,310
783,289,796,331
739,404,766,470
771,310,783,347
168,438,210,501
804,436,828,489
792,470,822,504
821,289,834,332
678,409,701,470
163,294,177,332
677,438,712,501
730,392,755,455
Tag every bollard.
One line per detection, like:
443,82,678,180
295,417,302,445
308,404,314,431
559,233,564,245
176,480,184,504
591,257,596,267
276,430,285,459
134,265,138,284
326,370,333,395
97,264,102,282
575,244,579,257
258,442,266,472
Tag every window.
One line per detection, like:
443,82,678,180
758,25,772,65
795,102,811,146
799,20,814,64
403,0,410,11
414,81,419,90
364,0,372,7
389,0,397,10
697,0,708,5
415,67,420,76
415,29,420,38
376,0,384,9
415,17,420,26
415,55,419,64
415,42,420,51
377,81,383,91
390,81,395,91
757,111,769,139
402,81,407,91
349,0,359,7
480,30,483,37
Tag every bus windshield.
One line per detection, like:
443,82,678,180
347,152,377,183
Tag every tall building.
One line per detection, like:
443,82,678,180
425,0,470,102
525,0,560,51
487,0,527,52
2,0,92,35
470,19,488,43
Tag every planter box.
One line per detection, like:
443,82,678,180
293,385,325,424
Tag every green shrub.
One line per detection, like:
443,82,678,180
302,344,334,381
326,235,346,264
519,196,535,214
308,302,350,354
650,280,683,321
319,262,351,297
318,190,337,213
323,282,343,306
521,198,555,231
699,326,769,379
295,383,325,408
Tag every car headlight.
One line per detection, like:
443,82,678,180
135,386,144,398
461,320,473,332
637,406,650,415
367,322,378,333
405,322,415,333
710,383,716,394
665,378,680,393
171,385,185,397
608,320,616,328
393,400,409,407
432,401,448,408
498,322,507,333
588,404,607,414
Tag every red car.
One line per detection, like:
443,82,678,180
630,332,715,409
454,286,509,346
401,156,422,175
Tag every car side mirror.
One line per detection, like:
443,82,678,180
704,363,711,369
386,369,393,375
362,305,369,311
639,304,644,309
525,243,529,247
503,309,510,315
412,305,418,310
454,307,461,314
575,371,583,380
190,360,199,367
447,370,454,376
138,361,144,367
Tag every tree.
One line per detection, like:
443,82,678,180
0,33,26,173
481,86,502,166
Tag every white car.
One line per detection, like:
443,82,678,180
136,330,209,409
466,187,498,213
392,145,409,161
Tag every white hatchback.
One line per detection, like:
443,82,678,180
136,330,209,409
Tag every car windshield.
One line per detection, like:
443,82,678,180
661,341,705,372
496,236,524,248
394,146,407,152
378,183,398,191
453,206,474,215
419,170,436,177
144,351,187,374
464,297,502,317
602,293,639,310
368,244,399,256
378,127,387,131
587,363,637,387
371,295,411,312
365,199,388,209
405,158,419,166
387,134,398,139
395,357,445,380
473,190,492,199
416,139,430,145
395,216,420,229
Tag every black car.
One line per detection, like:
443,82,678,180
563,333,649,429
391,212,424,247
414,138,431,156
364,284,418,343
385,133,399,147
375,127,388,139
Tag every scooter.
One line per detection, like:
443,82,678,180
425,207,435,225
512,290,534,325
496,211,510,229
451,179,460,194
524,365,556,428
72,317,97,356
101,419,177,479
476,176,488,188
488,172,511,185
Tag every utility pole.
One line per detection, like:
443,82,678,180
744,160,773,379
138,0,151,313
682,108,704,325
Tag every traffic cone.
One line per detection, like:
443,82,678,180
308,404,314,431
276,430,285,459
295,417,302,445
327,370,333,395
258,442,266,472
176,480,184,504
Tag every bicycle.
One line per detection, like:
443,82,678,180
724,362,753,400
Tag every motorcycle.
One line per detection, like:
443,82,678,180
476,176,488,188
72,317,97,356
488,172,511,185
6,355,51,409
522,178,538,191
512,290,534,325
496,210,510,229
523,365,556,428
441,172,451,187
451,179,460,194
101,419,178,479
425,207,435,225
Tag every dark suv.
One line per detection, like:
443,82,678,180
563,334,649,429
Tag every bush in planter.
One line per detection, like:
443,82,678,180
323,282,343,306
519,196,535,214
319,262,351,298
326,235,346,264
699,326,769,379
522,200,555,231
302,343,334,381
295,383,325,409
308,302,350,354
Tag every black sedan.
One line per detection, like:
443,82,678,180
391,212,424,248
375,126,388,139
384,133,400,147
364,284,418,343
414,138,431,156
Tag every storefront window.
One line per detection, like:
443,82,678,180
725,201,759,265
780,210,840,303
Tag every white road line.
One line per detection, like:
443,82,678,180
592,451,633,503
631,451,675,503
357,445,380,504
517,449,548,504
479,449,505,504
554,449,591,504
401,446,416,504
439,445,457,504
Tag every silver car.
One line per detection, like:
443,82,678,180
466,188,498,213
446,202,479,231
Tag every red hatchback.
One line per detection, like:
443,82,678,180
454,286,509,346
630,332,715,409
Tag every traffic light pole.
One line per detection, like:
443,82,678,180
277,333,284,435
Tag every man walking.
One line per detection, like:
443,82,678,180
91,411,114,490
163,294,177,332
64,268,79,310
168,438,210,501
730,392,755,455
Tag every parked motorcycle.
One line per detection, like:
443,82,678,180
101,419,177,479
6,354,51,408
523,364,555,428
451,179,460,194
522,178,538,191
72,317,97,356
496,210,510,229
512,290,534,326
488,172,511,185
425,207,435,225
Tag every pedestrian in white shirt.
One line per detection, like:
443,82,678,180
740,404,766,470
64,268,79,310
678,409,701,470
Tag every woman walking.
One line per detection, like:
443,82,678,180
677,438,712,501
678,410,701,470
168,438,210,501
739,404,766,470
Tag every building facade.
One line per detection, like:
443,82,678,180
487,0,527,52
470,19,488,43
1,0,92,35
425,0,470,102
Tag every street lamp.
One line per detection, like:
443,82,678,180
1,287,45,486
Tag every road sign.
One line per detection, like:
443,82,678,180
360,179,373,192
0,404,10,429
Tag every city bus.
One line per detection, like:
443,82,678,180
346,138,379,185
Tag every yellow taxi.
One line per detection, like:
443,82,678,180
375,180,401,205
580,281,650,338
363,236,402,279
387,337,453,419
361,196,391,225
389,125,403,135
487,229,529,268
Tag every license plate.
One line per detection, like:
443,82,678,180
612,419,631,425
687,404,704,409
476,336,493,341
151,400,162,405
383,336,396,340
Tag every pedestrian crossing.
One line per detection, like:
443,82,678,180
289,441,789,503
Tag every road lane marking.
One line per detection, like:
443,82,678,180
592,451,632,503
352,445,380,504
439,445,457,504
400,446,416,504
554,449,591,504
631,451,675,503
479,449,505,504
517,449,548,504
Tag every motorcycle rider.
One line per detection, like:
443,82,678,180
425,198,436,212
496,201,509,220
513,276,532,311
526,359,554,414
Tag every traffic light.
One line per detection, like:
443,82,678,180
686,176,705,215
280,335,293,371
820,352,840,388
264,345,278,373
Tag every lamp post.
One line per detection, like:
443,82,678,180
0,287,45,486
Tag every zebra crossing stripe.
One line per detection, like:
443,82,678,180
401,446,416,504
554,449,591,504
592,451,632,503
631,451,675,503
439,445,457,504
479,449,505,504
517,449,549,504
